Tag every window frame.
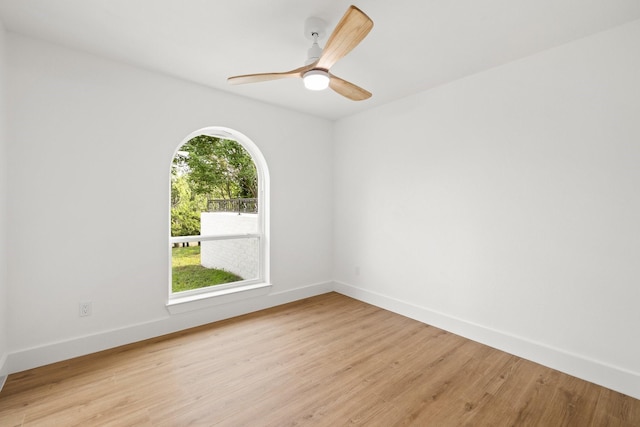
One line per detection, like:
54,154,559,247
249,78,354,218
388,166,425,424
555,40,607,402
166,127,270,313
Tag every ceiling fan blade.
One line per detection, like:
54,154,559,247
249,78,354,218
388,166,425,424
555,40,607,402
316,5,373,70
228,64,312,85
329,74,371,101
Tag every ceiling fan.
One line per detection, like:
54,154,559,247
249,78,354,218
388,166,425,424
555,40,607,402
227,5,373,101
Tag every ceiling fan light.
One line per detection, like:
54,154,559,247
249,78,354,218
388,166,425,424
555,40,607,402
303,70,330,91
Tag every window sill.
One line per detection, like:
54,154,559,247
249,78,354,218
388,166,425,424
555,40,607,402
166,282,272,314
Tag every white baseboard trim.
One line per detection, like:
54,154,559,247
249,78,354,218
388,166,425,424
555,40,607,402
6,281,334,375
7,280,638,400
334,281,640,400
0,352,7,392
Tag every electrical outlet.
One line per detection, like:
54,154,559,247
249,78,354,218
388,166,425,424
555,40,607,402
79,301,92,317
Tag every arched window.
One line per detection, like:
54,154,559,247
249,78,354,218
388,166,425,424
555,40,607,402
168,127,270,309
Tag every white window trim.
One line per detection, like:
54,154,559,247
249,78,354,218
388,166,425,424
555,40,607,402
167,127,270,314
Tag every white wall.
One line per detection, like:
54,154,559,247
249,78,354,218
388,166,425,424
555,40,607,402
0,19,8,388
4,16,639,400
5,34,334,371
334,20,640,398
200,212,259,280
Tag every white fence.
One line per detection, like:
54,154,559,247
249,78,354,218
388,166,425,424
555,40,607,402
200,212,258,280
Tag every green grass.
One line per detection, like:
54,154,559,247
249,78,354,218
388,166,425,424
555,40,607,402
172,245,242,293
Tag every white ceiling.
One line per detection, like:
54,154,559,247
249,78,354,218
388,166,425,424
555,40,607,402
1,0,639,120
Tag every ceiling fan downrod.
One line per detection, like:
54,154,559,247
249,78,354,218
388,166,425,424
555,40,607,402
306,32,323,65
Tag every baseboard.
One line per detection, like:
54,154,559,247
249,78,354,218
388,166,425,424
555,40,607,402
0,352,7,392
6,281,334,375
7,279,638,400
334,281,640,400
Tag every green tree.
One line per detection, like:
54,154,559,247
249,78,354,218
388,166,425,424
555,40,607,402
170,136,257,237
176,136,257,199
170,173,207,236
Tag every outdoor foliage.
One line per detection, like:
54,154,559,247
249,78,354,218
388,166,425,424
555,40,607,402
172,246,241,292
170,174,207,236
171,136,257,237
174,136,257,201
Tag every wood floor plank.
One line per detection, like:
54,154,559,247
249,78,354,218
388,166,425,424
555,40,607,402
1,292,638,426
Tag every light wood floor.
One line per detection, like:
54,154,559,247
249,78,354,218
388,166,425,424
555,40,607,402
0,293,638,426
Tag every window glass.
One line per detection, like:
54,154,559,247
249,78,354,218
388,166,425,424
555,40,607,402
170,132,264,297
